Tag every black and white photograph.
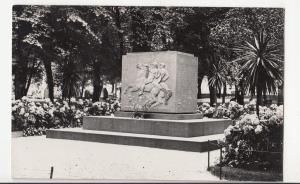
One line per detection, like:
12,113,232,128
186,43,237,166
1,0,299,182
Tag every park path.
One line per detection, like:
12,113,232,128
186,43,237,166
12,134,221,181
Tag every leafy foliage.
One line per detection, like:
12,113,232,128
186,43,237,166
12,6,50,99
208,8,284,104
12,6,284,106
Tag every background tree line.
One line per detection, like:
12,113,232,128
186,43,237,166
12,6,284,108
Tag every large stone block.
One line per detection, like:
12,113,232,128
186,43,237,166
121,51,198,113
46,128,224,152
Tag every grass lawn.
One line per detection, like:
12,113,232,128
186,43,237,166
208,165,283,181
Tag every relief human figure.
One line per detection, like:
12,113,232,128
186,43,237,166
143,62,161,107
124,63,149,95
148,89,166,108
158,63,172,104
140,62,160,95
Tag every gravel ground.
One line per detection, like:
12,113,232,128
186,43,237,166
12,135,221,181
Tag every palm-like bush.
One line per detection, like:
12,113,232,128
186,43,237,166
233,31,283,116
209,59,232,104
62,60,82,100
209,59,226,95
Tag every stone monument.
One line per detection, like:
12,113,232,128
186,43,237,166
47,51,232,152
121,51,198,113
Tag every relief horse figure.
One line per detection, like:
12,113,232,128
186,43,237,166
124,62,172,109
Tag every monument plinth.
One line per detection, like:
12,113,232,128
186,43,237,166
47,51,232,152
121,51,198,113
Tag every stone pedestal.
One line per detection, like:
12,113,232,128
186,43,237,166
121,51,198,113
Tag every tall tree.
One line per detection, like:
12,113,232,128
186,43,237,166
12,5,49,99
167,8,230,104
233,31,283,116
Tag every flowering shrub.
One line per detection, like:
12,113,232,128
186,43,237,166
221,104,283,171
227,101,245,120
197,101,284,171
197,100,277,120
12,97,121,136
88,99,121,116
212,104,231,119
197,103,216,118
197,101,246,119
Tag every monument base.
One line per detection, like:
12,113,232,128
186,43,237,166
114,111,204,120
46,128,224,152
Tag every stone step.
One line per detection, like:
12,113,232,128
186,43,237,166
46,128,224,152
114,111,204,120
83,116,232,137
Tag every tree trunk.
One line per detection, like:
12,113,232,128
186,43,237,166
13,56,28,99
250,94,254,101
80,85,85,98
94,82,103,101
13,35,26,99
217,86,221,98
92,81,101,102
62,78,67,99
239,82,245,105
256,86,262,117
209,85,217,106
80,78,87,98
92,60,102,102
235,83,244,105
43,59,54,102
115,7,125,77
14,71,27,99
24,73,33,96
111,81,115,96
114,83,118,97
222,82,226,104
263,91,267,106
234,85,240,102
277,84,284,105
24,61,41,96
197,76,203,99
68,87,71,103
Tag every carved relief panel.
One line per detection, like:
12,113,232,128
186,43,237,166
121,51,198,113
